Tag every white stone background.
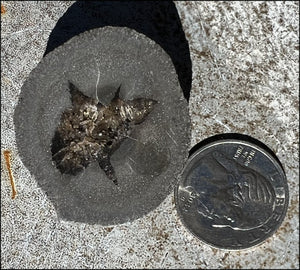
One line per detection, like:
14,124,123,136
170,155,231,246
1,1,299,269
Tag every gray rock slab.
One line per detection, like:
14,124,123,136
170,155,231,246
14,26,190,225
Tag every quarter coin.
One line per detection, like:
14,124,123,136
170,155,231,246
175,134,289,250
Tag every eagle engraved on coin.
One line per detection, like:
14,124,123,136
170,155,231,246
51,82,157,185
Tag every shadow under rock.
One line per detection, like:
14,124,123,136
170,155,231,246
44,0,192,101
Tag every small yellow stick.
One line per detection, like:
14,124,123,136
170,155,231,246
3,150,17,199
1,4,6,15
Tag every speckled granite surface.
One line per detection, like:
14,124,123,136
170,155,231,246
1,1,299,269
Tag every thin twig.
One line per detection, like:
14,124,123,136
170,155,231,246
3,150,17,199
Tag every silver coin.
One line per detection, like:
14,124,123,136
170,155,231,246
175,135,289,250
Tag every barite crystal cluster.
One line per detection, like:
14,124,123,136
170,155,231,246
51,82,157,185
